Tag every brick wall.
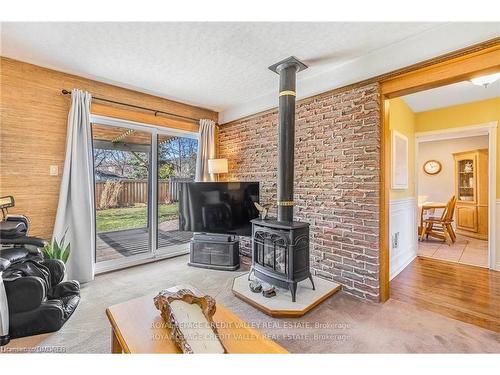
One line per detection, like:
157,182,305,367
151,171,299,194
219,83,381,301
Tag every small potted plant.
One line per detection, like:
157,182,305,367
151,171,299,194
43,230,71,263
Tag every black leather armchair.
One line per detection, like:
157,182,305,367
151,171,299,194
3,256,81,338
0,221,81,343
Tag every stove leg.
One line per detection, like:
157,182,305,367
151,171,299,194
308,275,316,291
289,282,297,302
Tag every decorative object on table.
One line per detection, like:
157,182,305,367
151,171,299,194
107,285,289,353
154,288,226,354
262,286,276,298
391,130,409,189
249,280,262,293
254,202,271,220
423,160,442,175
207,158,228,181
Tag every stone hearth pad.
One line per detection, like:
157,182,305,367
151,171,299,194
232,273,341,317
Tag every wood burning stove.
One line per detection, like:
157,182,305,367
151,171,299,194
250,219,314,302
249,56,314,302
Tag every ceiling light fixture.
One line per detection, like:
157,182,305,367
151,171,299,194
470,72,500,88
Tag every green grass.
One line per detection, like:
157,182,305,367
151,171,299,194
96,204,178,232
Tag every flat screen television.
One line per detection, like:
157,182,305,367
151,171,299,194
178,182,259,236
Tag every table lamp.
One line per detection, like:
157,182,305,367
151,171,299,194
208,158,228,181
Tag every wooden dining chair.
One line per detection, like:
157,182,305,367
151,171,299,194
419,196,457,245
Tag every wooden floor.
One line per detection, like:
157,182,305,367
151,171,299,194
391,257,500,332
96,228,192,262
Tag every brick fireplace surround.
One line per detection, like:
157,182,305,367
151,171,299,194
219,83,381,301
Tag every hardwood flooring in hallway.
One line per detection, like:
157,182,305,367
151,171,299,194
391,257,500,332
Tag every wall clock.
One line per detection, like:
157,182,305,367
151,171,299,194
423,160,442,175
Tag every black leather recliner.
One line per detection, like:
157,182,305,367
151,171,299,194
0,219,81,345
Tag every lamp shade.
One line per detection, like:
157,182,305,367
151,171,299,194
208,158,228,174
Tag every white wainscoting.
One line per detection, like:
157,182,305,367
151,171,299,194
389,197,417,280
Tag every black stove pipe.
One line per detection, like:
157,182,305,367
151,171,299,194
269,57,308,222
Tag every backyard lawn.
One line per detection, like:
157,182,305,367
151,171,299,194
96,203,178,232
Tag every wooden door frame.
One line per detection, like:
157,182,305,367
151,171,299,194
378,40,500,302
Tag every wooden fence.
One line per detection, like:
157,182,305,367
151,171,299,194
95,177,192,209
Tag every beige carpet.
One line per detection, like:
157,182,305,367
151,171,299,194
5,255,500,353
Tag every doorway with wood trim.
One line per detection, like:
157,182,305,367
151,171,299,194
415,122,496,269
377,40,500,332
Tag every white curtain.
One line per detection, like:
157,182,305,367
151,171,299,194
53,89,95,283
195,119,216,182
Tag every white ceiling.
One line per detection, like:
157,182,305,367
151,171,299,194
402,79,500,113
1,22,499,123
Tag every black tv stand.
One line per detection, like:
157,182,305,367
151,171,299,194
188,233,240,271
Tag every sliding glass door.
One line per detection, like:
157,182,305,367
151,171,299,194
92,123,152,265
90,116,197,272
156,134,197,256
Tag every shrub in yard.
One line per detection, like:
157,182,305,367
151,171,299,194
109,181,123,208
99,180,123,209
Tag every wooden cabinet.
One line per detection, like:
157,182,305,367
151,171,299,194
456,205,477,231
453,149,488,240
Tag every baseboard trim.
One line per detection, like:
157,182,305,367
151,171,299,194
390,252,416,280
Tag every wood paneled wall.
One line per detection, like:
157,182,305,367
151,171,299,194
0,57,218,239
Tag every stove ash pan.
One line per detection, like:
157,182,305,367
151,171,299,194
249,219,315,302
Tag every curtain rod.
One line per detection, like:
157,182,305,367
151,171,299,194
61,89,203,123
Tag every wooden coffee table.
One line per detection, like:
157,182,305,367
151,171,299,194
105,285,288,354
